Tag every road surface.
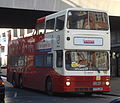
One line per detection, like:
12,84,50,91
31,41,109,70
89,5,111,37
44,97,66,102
0,76,119,103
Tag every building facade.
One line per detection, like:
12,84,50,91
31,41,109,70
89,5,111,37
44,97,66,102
111,30,120,77
0,29,33,68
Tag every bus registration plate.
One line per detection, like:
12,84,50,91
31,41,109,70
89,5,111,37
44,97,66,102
93,88,103,91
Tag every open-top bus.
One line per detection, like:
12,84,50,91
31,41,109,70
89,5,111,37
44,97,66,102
7,8,110,95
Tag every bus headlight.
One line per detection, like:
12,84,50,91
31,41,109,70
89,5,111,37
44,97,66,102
66,81,70,86
106,81,110,85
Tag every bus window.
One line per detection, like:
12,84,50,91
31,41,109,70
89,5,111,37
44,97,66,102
90,12,108,30
10,56,26,67
10,56,16,66
55,15,65,31
65,51,108,71
17,56,26,66
35,55,43,67
36,22,45,35
67,10,108,30
44,54,53,67
67,11,88,29
45,19,55,33
56,50,63,67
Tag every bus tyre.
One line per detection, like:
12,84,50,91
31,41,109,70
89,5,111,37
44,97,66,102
46,77,53,95
19,76,23,89
12,74,17,88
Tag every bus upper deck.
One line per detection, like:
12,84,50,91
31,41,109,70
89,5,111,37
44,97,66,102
35,8,110,51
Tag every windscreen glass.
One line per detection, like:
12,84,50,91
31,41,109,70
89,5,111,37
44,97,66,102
65,51,109,71
67,11,108,30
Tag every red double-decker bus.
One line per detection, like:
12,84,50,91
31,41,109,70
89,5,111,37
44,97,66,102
7,8,110,95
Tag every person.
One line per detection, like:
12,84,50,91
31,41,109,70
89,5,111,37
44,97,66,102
83,17,90,29
89,12,96,29
77,52,88,66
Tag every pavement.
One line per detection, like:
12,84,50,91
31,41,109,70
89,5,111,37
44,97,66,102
0,68,120,96
106,77,120,96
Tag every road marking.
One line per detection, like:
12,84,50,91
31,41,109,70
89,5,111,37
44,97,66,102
14,92,18,98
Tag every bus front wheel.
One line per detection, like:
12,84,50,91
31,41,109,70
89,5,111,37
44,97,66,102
46,77,53,95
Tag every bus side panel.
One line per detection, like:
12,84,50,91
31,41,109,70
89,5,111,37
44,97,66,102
52,72,65,93
22,67,57,91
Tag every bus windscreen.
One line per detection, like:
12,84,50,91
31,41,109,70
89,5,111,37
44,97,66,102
65,51,109,71
67,11,108,30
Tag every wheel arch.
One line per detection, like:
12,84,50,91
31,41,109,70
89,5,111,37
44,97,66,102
45,75,52,90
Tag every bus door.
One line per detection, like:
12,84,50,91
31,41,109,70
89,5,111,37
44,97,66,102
55,50,64,74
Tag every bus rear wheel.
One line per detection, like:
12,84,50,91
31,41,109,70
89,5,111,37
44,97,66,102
19,76,23,89
46,77,53,95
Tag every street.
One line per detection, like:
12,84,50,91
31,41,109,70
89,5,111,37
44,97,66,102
0,77,119,103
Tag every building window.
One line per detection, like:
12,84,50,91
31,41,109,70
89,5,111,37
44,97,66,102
27,29,33,34
117,32,120,44
111,32,116,45
2,33,6,37
7,30,11,39
20,29,24,36
13,29,18,37
1,46,5,52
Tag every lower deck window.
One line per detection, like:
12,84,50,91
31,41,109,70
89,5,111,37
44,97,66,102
35,54,53,67
35,55,43,67
9,56,26,67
